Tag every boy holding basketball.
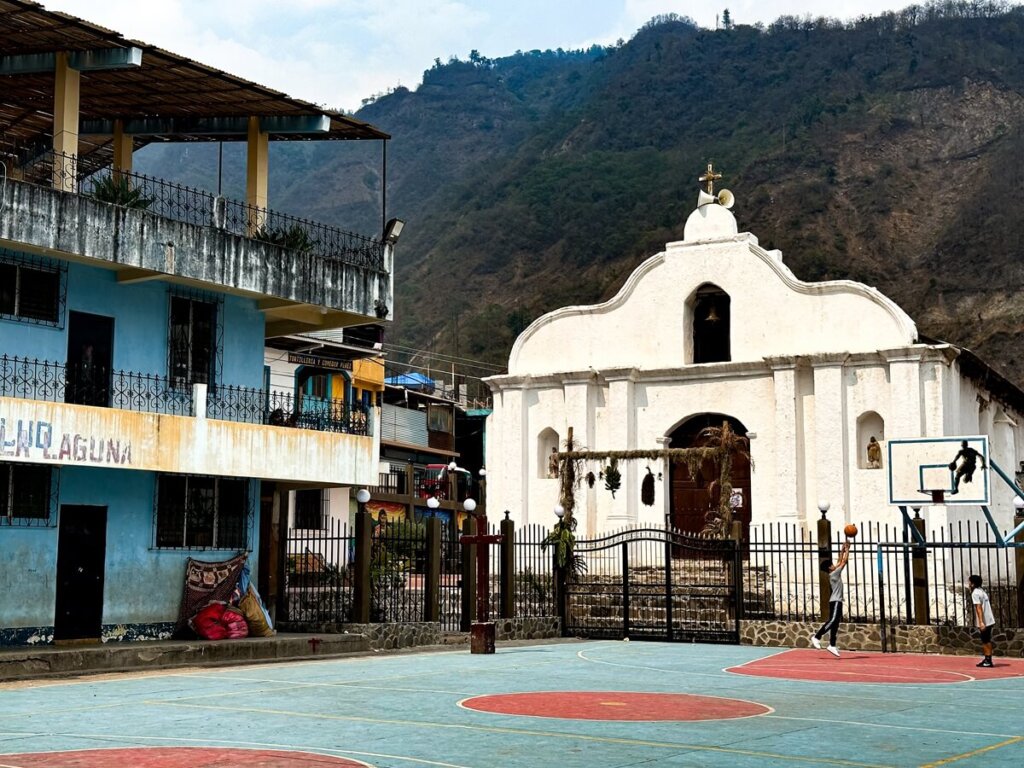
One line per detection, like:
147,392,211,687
969,574,996,667
811,538,851,657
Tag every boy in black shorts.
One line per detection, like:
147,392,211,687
969,574,995,667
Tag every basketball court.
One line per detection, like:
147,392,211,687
1,640,1022,768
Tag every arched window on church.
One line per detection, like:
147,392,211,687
857,411,885,469
538,428,560,479
691,284,731,363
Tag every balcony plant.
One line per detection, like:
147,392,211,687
256,224,317,254
90,174,154,209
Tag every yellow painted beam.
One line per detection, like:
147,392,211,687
113,119,133,177
116,267,163,284
52,52,80,192
246,116,269,235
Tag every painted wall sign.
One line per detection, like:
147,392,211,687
0,417,132,465
287,352,352,371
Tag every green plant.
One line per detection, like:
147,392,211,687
542,515,587,578
90,175,154,209
255,224,317,253
604,459,621,497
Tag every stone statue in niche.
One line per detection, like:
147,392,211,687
866,436,882,469
548,447,560,478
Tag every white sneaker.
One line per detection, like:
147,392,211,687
827,646,840,658
810,636,821,650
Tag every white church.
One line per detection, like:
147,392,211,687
484,168,1024,537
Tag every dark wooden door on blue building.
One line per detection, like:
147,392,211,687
65,311,114,407
54,505,107,641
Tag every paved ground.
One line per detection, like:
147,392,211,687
1,641,1022,767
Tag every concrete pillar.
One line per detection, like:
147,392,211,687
812,358,848,523
771,361,800,522
246,116,269,234
605,370,638,526
461,514,477,631
500,512,515,619
424,517,441,622
817,510,833,622
113,119,133,177
52,52,80,192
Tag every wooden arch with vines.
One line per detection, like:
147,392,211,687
554,422,751,538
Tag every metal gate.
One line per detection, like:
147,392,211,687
565,527,740,643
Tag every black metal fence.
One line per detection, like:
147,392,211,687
280,515,1022,635
744,519,1020,628
19,151,385,271
1,354,371,435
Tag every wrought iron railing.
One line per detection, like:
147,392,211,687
0,355,371,435
0,355,191,416
17,150,386,271
206,385,371,435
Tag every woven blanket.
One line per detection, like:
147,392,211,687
174,553,247,638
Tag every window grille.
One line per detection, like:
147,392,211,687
154,473,250,550
0,250,66,328
167,288,223,389
0,463,59,527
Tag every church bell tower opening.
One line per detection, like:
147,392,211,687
691,285,731,363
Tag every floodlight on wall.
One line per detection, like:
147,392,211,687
427,496,440,510
463,498,477,513
355,489,371,504
383,217,405,245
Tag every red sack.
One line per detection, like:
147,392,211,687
189,601,249,641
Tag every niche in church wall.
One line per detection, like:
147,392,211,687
857,411,885,469
538,427,560,479
690,284,731,364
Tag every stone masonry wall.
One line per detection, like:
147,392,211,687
741,619,1024,657
494,616,561,641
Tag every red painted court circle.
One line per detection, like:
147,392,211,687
0,747,371,767
461,691,771,721
728,649,1024,684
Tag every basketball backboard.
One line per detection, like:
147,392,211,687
887,436,990,506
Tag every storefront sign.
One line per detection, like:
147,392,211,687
287,352,352,371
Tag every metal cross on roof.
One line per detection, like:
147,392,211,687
699,162,723,194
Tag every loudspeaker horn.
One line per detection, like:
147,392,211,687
697,188,735,209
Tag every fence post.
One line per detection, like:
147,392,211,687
911,511,929,625
461,514,477,631
425,516,441,623
817,509,832,622
353,508,372,624
731,520,744,622
554,555,568,637
500,511,515,619
1015,506,1024,627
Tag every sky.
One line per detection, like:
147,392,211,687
44,1,924,112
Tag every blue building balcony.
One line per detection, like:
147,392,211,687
0,354,379,486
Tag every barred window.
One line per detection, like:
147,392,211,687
1,463,53,525
169,295,217,387
155,474,248,549
294,489,326,530
0,257,62,325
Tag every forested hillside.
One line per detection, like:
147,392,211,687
139,1,1024,386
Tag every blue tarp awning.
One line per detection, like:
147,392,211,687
385,372,435,392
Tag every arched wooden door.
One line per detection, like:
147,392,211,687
668,414,751,539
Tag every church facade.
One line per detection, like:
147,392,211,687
484,178,1024,537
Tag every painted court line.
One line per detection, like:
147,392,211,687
137,699,891,768
764,714,1020,740
918,735,1024,767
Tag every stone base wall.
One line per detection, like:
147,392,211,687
741,619,1024,656
494,616,561,641
277,621,441,650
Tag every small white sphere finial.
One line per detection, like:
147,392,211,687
426,496,440,509
554,504,565,519
817,500,830,514
463,498,477,513
355,488,371,504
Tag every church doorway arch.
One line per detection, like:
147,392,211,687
668,413,751,539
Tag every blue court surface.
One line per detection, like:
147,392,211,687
1,640,1021,767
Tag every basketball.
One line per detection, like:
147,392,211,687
844,524,859,538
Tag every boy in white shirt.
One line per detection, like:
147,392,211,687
969,574,996,668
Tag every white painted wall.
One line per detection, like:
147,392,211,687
486,202,1024,537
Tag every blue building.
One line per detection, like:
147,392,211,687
0,4,394,644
